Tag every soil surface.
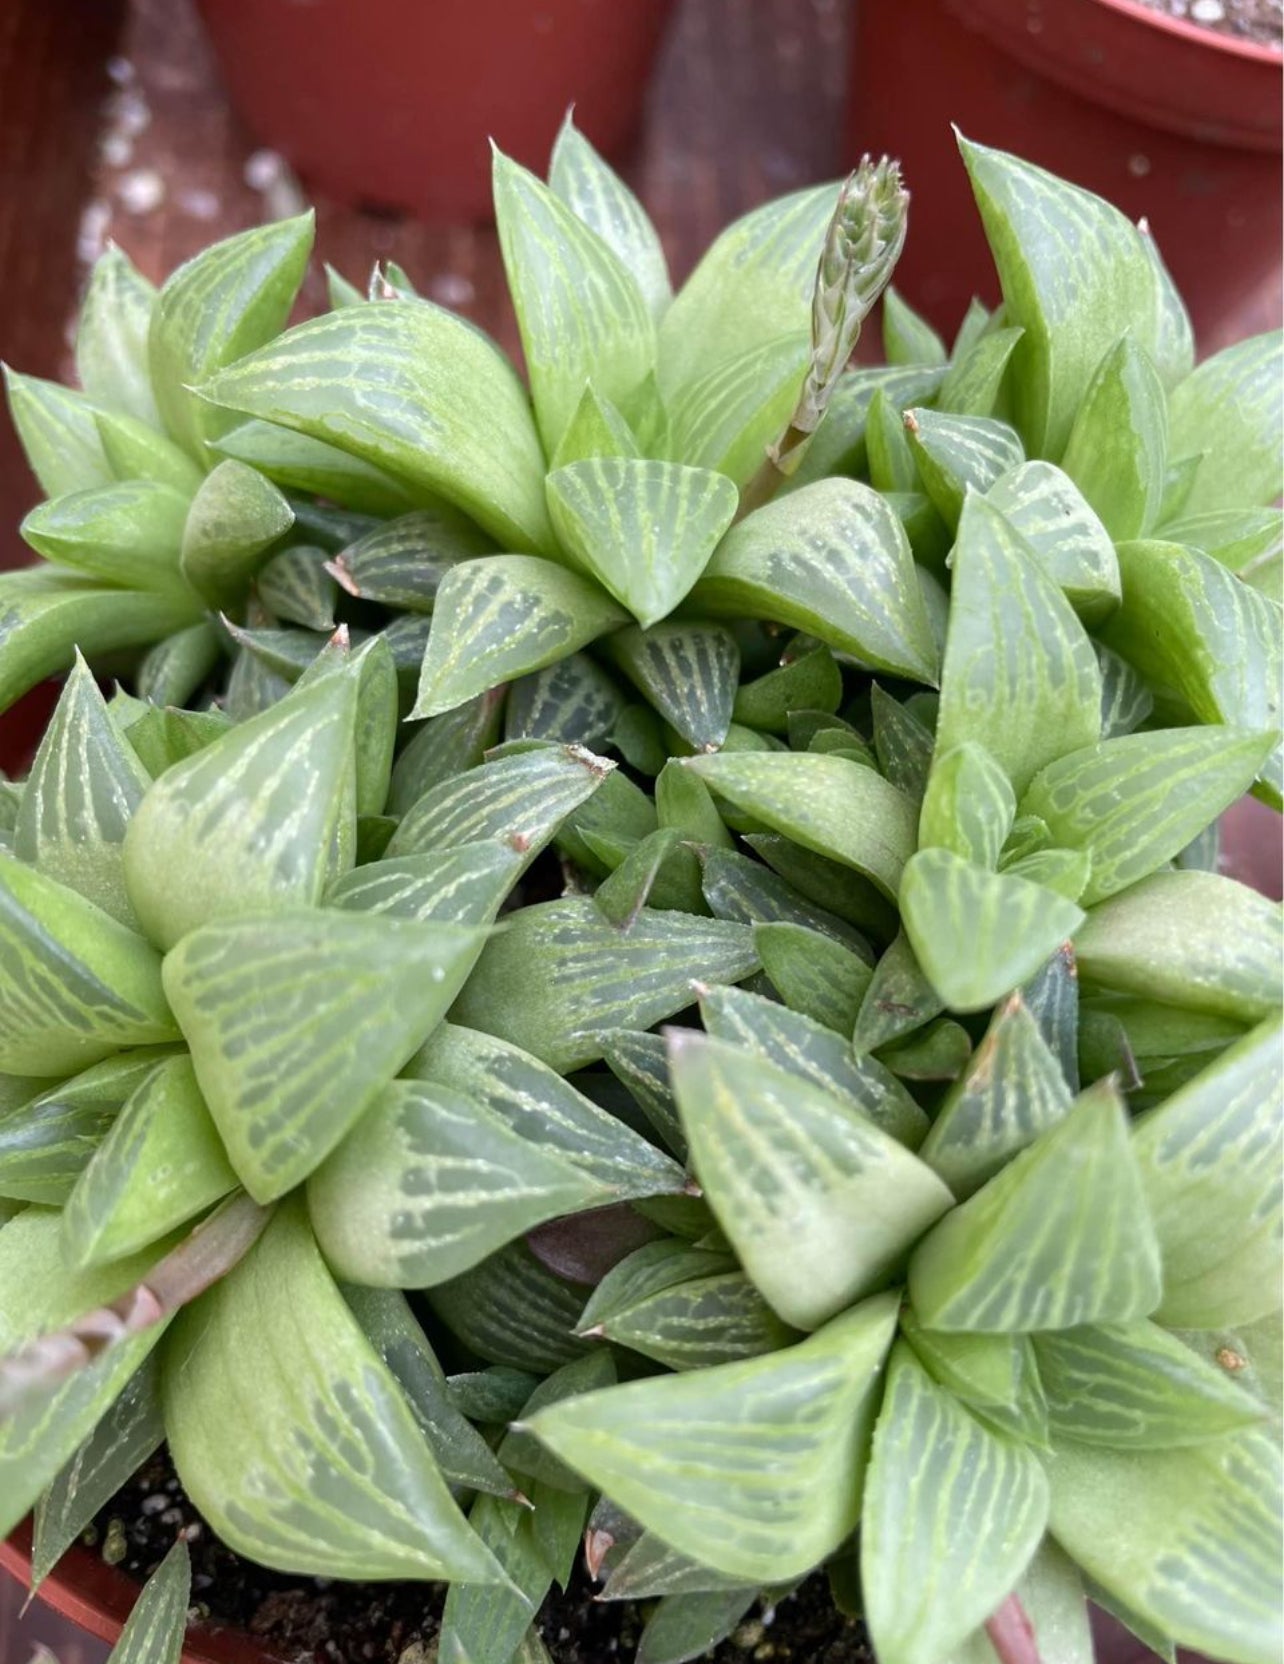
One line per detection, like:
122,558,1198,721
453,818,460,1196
90,1450,872,1664
1130,0,1283,47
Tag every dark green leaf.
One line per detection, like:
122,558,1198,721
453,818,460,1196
506,654,626,749
755,921,871,1032
606,622,740,751
427,1239,590,1373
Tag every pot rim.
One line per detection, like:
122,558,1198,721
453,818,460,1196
1091,0,1284,64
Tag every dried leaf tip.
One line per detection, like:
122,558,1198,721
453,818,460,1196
324,554,361,597
584,1528,615,1581
565,743,616,779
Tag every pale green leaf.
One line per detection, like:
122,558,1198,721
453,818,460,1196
163,1199,502,1581
549,114,671,319
691,478,939,682
665,332,810,489
150,213,314,457
328,505,493,611
75,245,161,428
452,897,757,1072
1095,641,1154,739
123,669,356,950
211,419,419,516
941,1542,1093,1664
883,288,947,366
904,407,1024,527
935,492,1101,796
936,326,1023,418
136,621,221,708
2,370,113,497
669,1034,951,1330
526,1293,899,1583
606,622,740,751
179,457,294,606
105,1540,190,1664
985,460,1120,622
1060,333,1167,539
198,300,554,553
687,751,918,900
546,458,738,628
919,741,1016,869
900,848,1085,1014
21,481,192,596
861,1341,1049,1664
438,1491,546,1664
328,844,522,927
164,909,484,1202
1020,726,1276,905
411,555,628,718
548,381,642,469
1168,330,1283,515
254,544,337,631
908,1080,1162,1332
852,930,945,1055
1163,507,1283,577
784,363,946,490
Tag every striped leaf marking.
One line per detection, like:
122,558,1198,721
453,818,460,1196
688,750,917,900
606,622,740,751
786,363,946,490
664,332,811,488
384,690,504,821
1132,1018,1283,1328
528,1293,899,1582
754,920,872,1034
546,458,738,629
1046,1425,1282,1664
941,1543,1094,1664
21,481,193,597
1095,641,1154,739
506,653,626,750
493,147,655,457
598,1027,686,1159
919,741,1016,870
899,848,1085,1015
136,621,222,708
450,898,758,1073
691,478,939,682
549,381,642,469
700,847,870,948
197,300,554,554
601,1528,747,1599
1168,329,1283,516
903,407,1024,527
3,370,114,497
1059,334,1168,540
60,1055,237,1269
936,492,1101,797
1020,726,1276,905
549,114,671,320
411,555,628,718
162,1199,503,1582
212,419,417,517
104,1540,191,1664
0,854,176,1076
908,1080,1163,1333
985,460,1120,622
918,994,1073,1199
669,1033,952,1330
15,653,150,927
852,930,945,1056
861,1342,1049,1664
329,507,492,611
328,844,522,926
122,670,357,951
75,244,160,427
427,1239,591,1374
935,325,1024,419
1034,1319,1265,1447
164,909,486,1202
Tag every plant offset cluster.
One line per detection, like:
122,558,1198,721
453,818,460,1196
0,118,1281,1664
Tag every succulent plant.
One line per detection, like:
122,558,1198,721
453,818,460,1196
0,120,1281,1664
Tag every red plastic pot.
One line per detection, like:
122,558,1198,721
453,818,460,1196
848,0,1283,347
194,0,676,224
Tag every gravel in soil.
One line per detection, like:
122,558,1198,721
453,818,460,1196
1129,0,1283,48
89,1451,871,1664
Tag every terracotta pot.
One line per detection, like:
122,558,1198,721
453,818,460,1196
194,0,676,224
847,0,1283,346
0,678,58,776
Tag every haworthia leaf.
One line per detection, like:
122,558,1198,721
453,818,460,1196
743,833,900,941
657,182,839,400
506,654,625,749
599,1520,748,1598
527,1294,899,1582
150,213,314,457
918,994,1073,1199
15,653,150,927
1096,641,1154,739
1046,1425,1282,1664
1163,507,1283,576
918,741,1016,869
388,691,505,820
328,506,492,611
31,1352,164,1589
95,399,206,495
3,370,113,497
606,622,740,751
0,855,175,1076
1168,330,1283,516
908,1081,1162,1332
861,1342,1049,1664
427,1239,590,1373
698,984,928,1148
75,245,161,428
599,1028,686,1159
785,363,946,489
21,481,192,596
1102,538,1282,801
883,288,947,367
904,407,1024,527
1074,870,1282,1024
985,460,1121,622
669,1034,951,1330
879,1018,974,1083
1059,332,1168,540
960,137,1174,458
1132,1019,1283,1328
198,300,554,553
687,751,917,900
732,645,842,736
690,479,939,682
935,325,1023,419
104,1540,191,1664
700,848,867,949
450,898,757,1072
123,670,356,950
549,114,671,320
493,147,655,456
437,1491,546,1664
179,457,294,606
1020,726,1276,905
636,1591,759,1664
256,544,338,632
164,909,485,1202
900,848,1085,1014
549,381,642,469
212,419,418,517
411,555,628,718
898,1309,1037,1423
328,844,522,927
754,920,871,1033
664,332,810,490
61,1054,236,1268
871,685,936,803
1034,1320,1264,1447
546,458,737,629
386,743,611,863
935,492,1101,796
853,930,945,1055
0,1209,167,1537
136,621,221,709
163,1199,502,1581
497,1351,622,1494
